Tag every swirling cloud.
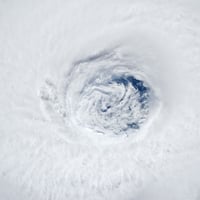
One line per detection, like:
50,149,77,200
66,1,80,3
0,1,200,200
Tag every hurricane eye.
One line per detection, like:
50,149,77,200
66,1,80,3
64,51,157,137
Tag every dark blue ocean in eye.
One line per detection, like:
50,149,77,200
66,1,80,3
97,75,151,133
111,75,149,98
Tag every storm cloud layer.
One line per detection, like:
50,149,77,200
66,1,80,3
0,0,200,200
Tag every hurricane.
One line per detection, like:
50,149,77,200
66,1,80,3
0,0,200,200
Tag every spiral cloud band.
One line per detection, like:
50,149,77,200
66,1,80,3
0,0,200,200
